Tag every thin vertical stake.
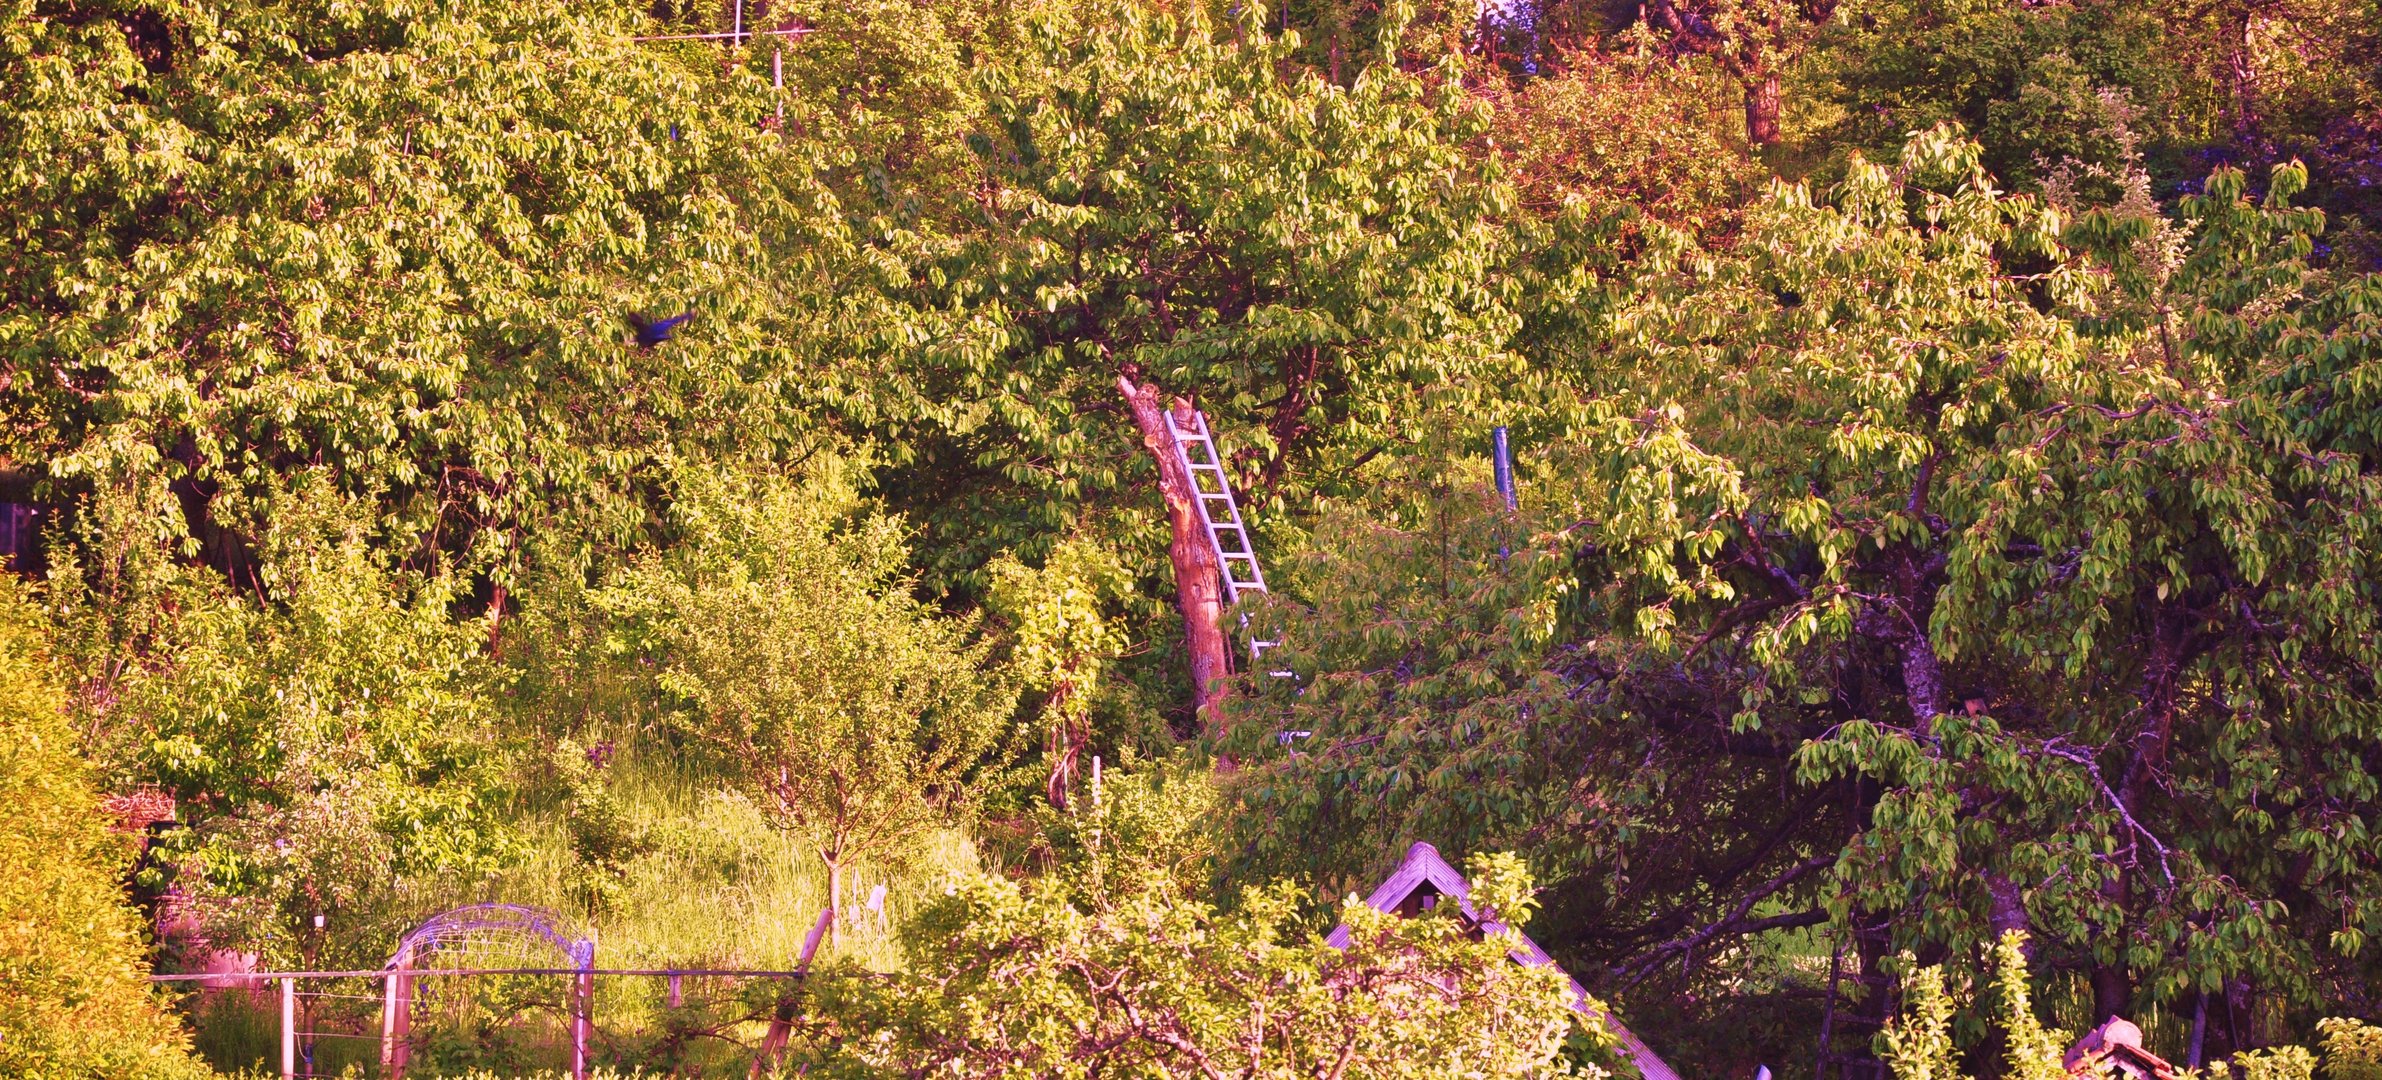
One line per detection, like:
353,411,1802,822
1091,755,1103,807
1492,425,1517,510
772,46,783,125
2189,990,2208,1068
668,972,683,1009
571,944,593,1080
280,977,297,1080
383,941,414,1077
1493,425,1516,560
1816,932,1843,1080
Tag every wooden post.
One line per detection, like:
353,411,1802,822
571,960,593,1080
668,972,683,1009
382,943,413,1078
280,977,296,1080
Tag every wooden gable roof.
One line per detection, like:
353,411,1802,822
1326,842,1684,1080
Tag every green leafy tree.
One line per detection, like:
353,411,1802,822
0,0,836,612
1820,0,2182,191
1224,127,2382,1068
853,0,1530,724
1641,0,1849,146
988,537,1142,807
597,459,1013,938
1489,24,1758,239
0,577,211,1080
1818,0,2382,247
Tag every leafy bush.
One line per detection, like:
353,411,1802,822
596,458,1014,935
803,766,1600,1077
59,485,515,971
0,576,211,1079
2320,1019,2382,1080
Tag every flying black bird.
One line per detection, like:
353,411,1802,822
628,310,693,349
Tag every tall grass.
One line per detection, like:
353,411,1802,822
182,741,991,1077
474,742,983,972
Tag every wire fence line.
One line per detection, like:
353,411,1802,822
151,967,818,982
163,965,832,1080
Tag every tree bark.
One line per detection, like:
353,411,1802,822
2089,607,2191,1026
2092,964,2131,1026
824,854,843,947
2223,5,2263,151
1744,69,1782,147
1117,374,1231,734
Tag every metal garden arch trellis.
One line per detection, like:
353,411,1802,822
380,903,597,1079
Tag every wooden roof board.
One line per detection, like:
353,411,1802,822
1325,842,1684,1080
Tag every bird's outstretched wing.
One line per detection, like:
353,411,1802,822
627,310,693,348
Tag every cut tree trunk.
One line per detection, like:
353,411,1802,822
1116,374,1231,735
749,906,834,1079
1744,69,1782,147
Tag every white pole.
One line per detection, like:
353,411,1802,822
280,977,296,1080
571,938,593,1080
732,0,742,46
773,46,783,126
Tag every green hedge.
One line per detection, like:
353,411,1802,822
0,576,211,1080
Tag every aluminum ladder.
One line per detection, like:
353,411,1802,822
1161,410,1301,693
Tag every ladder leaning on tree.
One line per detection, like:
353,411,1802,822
1160,409,1308,744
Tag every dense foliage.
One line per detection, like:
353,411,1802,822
594,458,1015,928
2,0,2378,1073
1228,128,2382,1065
804,769,1605,1077
0,578,208,1079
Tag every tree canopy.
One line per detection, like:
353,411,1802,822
3,0,2379,1073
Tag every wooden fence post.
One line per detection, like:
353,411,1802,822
571,949,593,1080
382,942,413,1078
280,977,296,1080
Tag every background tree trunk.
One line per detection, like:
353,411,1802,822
1117,374,1230,734
1744,69,1782,146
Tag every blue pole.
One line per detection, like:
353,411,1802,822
1492,426,1516,511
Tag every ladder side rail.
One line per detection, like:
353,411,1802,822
1174,414,1266,594
1164,411,1254,604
